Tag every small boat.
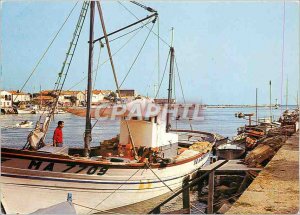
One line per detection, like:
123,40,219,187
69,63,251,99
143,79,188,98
1,2,215,214
235,112,244,118
216,141,246,160
15,120,33,128
16,109,34,114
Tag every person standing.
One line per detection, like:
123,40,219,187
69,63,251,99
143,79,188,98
53,121,64,147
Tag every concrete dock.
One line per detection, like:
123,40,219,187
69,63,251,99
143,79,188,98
227,132,299,214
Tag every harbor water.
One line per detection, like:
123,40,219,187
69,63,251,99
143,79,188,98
1,107,285,149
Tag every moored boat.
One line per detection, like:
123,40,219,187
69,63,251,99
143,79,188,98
1,2,215,214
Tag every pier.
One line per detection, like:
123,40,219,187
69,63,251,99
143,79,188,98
226,131,299,214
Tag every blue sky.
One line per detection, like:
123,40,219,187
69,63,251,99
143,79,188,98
1,1,299,105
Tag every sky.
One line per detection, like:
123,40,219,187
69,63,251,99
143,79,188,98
1,0,299,105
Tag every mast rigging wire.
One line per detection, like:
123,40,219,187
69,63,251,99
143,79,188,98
154,51,170,99
175,56,193,130
119,21,156,87
117,1,170,48
13,1,79,102
66,18,152,91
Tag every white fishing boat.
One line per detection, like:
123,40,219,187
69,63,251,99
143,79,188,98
16,108,35,114
15,120,33,128
1,2,215,214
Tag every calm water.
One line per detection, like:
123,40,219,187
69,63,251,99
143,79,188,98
1,107,285,149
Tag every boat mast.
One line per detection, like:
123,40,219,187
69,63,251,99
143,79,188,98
166,28,175,132
256,88,258,125
286,76,288,110
84,1,95,157
269,80,272,122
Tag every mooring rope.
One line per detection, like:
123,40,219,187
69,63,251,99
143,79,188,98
87,168,142,214
145,162,205,214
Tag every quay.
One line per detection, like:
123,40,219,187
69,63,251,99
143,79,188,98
227,131,299,214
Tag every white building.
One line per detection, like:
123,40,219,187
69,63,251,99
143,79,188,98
9,91,31,103
91,90,111,104
58,91,85,106
0,91,12,107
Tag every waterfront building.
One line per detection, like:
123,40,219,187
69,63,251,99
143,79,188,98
0,91,12,107
9,91,31,103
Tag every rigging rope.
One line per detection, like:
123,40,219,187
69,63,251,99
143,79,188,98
117,1,170,48
175,56,193,130
157,16,161,98
119,21,156,87
154,51,170,99
67,13,152,91
93,41,104,90
13,1,79,102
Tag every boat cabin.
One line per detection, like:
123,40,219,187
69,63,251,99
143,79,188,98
119,115,178,159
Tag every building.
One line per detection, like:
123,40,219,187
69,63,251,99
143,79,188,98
58,91,86,106
91,90,112,104
118,89,136,98
0,91,12,107
32,95,54,106
154,98,176,105
38,90,85,106
9,91,31,103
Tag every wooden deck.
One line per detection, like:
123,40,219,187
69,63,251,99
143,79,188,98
200,159,262,173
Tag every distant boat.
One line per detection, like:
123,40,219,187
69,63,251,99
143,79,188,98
15,120,33,128
1,2,216,214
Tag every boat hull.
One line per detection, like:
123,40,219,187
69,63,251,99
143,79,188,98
1,150,209,214
216,149,245,160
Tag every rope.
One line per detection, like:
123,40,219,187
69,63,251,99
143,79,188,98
68,10,151,90
67,19,149,91
145,162,205,214
280,0,286,114
87,168,142,214
154,50,170,99
108,21,152,43
175,56,193,130
72,202,123,214
119,22,155,87
157,16,161,98
13,1,79,102
93,42,103,90
117,1,170,48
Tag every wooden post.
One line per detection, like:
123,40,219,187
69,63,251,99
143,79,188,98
182,175,190,213
152,207,160,214
207,170,215,214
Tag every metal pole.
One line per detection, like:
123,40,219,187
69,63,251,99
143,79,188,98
84,1,95,157
256,88,258,125
166,47,174,132
286,77,288,110
269,80,272,122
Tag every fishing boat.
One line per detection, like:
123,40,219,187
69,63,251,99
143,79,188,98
15,120,33,128
216,141,245,160
1,2,215,214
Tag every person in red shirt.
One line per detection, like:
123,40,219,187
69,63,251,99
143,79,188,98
53,121,64,147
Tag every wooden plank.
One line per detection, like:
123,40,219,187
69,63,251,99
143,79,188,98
200,160,262,172
207,170,215,214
